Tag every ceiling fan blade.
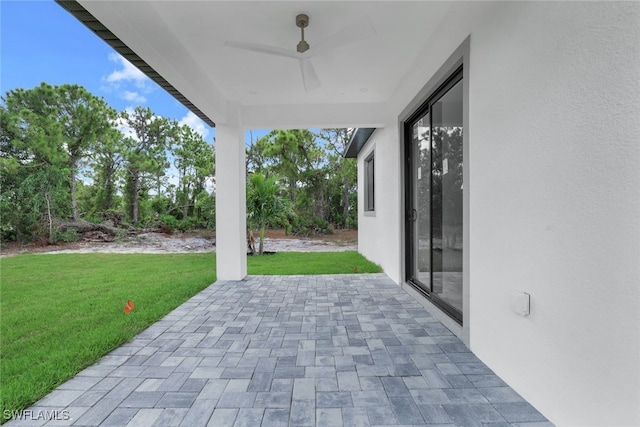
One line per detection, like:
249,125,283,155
299,58,321,92
224,41,299,60
310,18,376,57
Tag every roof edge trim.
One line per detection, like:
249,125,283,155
344,128,376,158
55,0,216,128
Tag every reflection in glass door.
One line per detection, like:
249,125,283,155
406,69,463,323
412,113,432,292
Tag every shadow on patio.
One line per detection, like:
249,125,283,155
7,274,551,426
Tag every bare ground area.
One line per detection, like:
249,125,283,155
0,229,358,257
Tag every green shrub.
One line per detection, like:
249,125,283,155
195,191,216,229
175,217,198,232
158,214,177,234
159,214,177,227
347,217,358,230
82,215,103,224
51,228,78,243
151,196,172,216
291,216,334,236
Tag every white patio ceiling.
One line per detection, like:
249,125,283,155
71,1,456,129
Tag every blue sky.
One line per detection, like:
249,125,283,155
1,0,216,141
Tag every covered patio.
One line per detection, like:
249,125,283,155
46,1,640,425
54,0,453,282
7,274,549,426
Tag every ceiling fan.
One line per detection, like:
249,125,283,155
225,13,376,92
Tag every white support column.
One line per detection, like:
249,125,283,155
215,105,247,280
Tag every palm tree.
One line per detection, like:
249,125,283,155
246,172,290,254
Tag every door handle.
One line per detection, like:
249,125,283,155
409,209,417,221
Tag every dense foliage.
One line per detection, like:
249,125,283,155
247,128,357,237
1,83,356,244
1,83,216,243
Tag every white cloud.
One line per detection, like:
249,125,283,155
122,90,147,103
114,120,135,141
113,107,137,140
179,111,209,139
102,54,155,105
106,53,149,87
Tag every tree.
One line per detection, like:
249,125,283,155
119,106,174,224
2,83,115,221
246,172,291,254
3,82,223,240
57,85,115,221
247,129,331,233
1,91,70,242
251,129,323,202
319,128,356,228
89,126,124,214
245,128,359,234
19,167,69,243
172,124,215,220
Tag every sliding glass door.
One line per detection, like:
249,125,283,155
406,68,463,323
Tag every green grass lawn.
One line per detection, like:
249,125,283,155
247,251,380,275
0,251,381,421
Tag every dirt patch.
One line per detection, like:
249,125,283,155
0,229,358,257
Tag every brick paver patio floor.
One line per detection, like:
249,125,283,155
7,274,552,426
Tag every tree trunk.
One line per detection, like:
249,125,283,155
259,222,265,254
70,167,78,221
191,194,199,220
191,182,202,220
343,175,350,229
105,170,114,211
289,177,295,203
182,183,189,219
319,184,325,221
132,174,140,224
45,193,54,243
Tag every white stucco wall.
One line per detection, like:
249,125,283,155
468,3,640,426
358,2,640,425
357,126,403,284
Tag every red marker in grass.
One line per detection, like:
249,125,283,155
124,299,135,314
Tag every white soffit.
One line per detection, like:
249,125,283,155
76,1,454,128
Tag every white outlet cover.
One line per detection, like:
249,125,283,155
510,291,530,316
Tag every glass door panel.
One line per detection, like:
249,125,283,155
406,68,463,323
431,80,463,313
412,113,431,293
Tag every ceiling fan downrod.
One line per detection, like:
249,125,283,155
296,14,310,53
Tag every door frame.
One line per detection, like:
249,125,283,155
404,67,464,325
398,37,470,342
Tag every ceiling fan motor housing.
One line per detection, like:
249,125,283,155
296,14,309,29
